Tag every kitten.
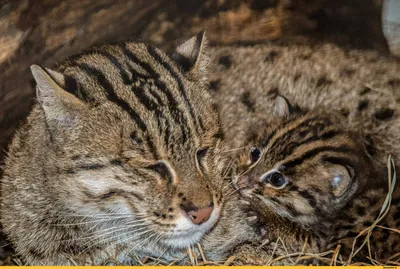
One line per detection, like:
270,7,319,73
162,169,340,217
235,95,400,263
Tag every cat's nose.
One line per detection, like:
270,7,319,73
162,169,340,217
181,202,214,225
187,205,214,225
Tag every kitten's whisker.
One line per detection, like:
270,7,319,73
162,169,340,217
221,180,236,190
222,159,235,178
225,186,244,199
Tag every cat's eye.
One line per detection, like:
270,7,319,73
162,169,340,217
146,161,174,184
196,147,209,174
249,147,262,163
262,172,287,189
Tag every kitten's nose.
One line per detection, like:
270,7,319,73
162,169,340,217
187,205,214,225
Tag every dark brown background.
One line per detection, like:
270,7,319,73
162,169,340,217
0,0,391,264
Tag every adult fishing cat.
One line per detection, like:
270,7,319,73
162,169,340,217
0,32,234,265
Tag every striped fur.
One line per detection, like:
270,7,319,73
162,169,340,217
0,33,229,265
235,96,400,263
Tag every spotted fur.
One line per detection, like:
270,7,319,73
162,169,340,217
205,42,400,263
235,96,400,263
208,43,400,168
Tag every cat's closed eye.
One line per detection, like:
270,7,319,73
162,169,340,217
146,161,175,184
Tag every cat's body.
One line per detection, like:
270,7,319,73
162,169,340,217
0,33,257,265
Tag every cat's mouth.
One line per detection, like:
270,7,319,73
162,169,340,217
159,205,221,249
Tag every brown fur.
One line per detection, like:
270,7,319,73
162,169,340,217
2,39,400,265
205,42,400,264
234,100,400,264
208,43,400,168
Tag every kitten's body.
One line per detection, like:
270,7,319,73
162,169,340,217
206,44,400,264
207,43,400,264
235,105,400,264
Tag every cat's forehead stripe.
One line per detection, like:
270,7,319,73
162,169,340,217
70,43,209,156
121,43,198,148
95,50,132,85
74,62,159,159
120,43,193,135
68,40,212,156
75,63,147,130
146,45,204,135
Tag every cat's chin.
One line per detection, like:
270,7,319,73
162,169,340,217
160,231,204,249
161,206,221,249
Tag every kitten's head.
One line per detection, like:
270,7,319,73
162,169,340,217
28,32,226,251
235,95,376,230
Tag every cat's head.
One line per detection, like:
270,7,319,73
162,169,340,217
234,95,376,230
29,32,227,250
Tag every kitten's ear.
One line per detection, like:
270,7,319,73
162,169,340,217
274,95,293,117
172,31,209,81
31,65,86,125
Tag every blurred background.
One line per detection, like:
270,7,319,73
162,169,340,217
0,0,399,264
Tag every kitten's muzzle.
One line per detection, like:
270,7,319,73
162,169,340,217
235,174,257,197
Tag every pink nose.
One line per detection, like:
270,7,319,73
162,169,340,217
187,206,214,225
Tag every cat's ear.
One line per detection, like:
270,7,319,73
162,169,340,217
172,31,209,81
31,65,86,126
274,95,293,117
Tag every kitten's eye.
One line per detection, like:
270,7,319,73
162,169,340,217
263,172,287,189
249,147,262,163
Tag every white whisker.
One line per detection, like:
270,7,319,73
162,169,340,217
79,226,153,256
221,146,249,154
60,219,150,243
125,232,159,255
